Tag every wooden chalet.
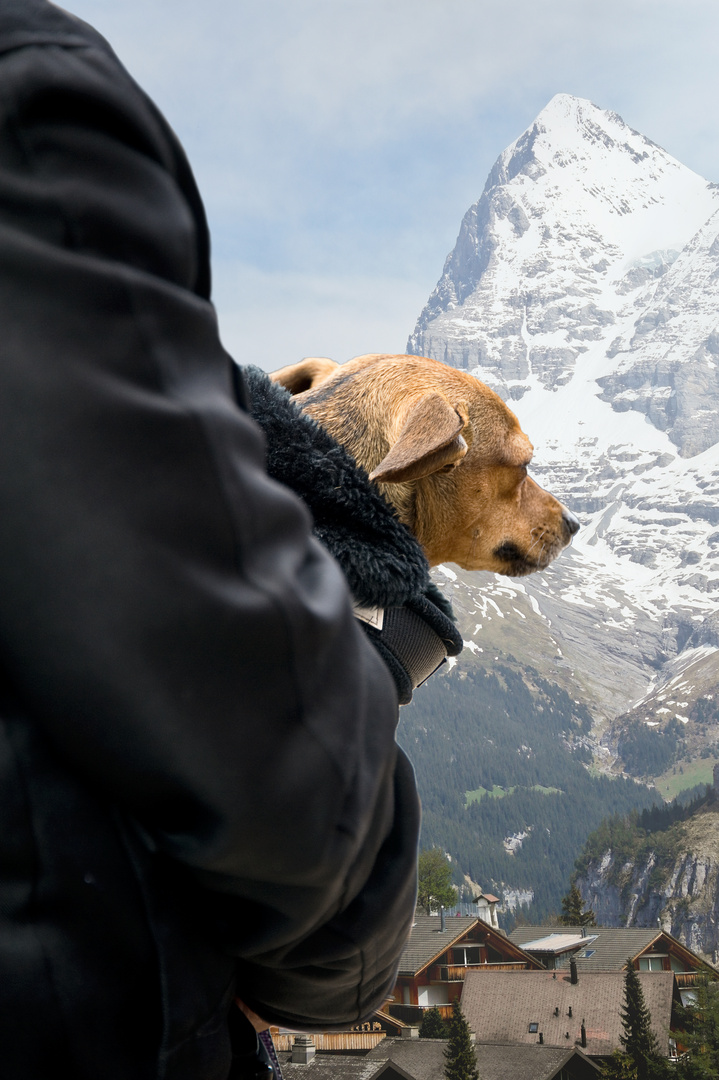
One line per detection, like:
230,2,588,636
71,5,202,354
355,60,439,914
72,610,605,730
509,924,718,1005
385,914,541,1025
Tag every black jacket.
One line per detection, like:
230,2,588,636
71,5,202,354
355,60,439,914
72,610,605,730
0,2,420,1076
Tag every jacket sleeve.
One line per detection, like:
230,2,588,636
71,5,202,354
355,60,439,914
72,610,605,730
0,38,419,1026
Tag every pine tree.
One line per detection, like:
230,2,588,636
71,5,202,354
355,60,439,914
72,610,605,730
444,998,479,1080
613,961,669,1080
420,1005,449,1039
559,882,597,927
602,1051,639,1079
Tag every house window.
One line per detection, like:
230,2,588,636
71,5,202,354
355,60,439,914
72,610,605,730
578,949,596,959
453,947,482,966
528,1023,539,1034
638,956,665,971
418,986,450,1007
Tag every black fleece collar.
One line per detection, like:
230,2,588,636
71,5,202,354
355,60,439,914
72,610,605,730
242,366,447,613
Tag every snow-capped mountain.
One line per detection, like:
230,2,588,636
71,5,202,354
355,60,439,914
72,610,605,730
409,94,719,767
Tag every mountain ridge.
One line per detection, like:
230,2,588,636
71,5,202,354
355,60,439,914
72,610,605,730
407,91,719,739
398,93,719,918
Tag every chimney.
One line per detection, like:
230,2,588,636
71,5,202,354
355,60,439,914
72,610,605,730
440,906,446,932
568,1006,573,1018
554,1007,559,1016
581,1021,587,1049
570,958,578,985
291,1036,316,1064
539,1032,544,1045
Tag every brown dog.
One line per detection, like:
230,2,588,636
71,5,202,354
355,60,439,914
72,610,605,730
270,353,578,576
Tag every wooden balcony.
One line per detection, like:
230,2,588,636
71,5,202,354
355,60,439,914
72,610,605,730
273,1031,386,1051
438,965,470,981
432,961,529,982
387,1004,453,1024
675,972,702,988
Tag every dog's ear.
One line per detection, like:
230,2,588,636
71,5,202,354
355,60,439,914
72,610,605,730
270,357,339,395
369,394,469,484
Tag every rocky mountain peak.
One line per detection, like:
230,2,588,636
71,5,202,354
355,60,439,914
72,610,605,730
406,95,719,767
494,92,654,189
409,93,718,409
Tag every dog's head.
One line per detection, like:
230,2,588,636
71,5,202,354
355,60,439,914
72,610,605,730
270,353,578,575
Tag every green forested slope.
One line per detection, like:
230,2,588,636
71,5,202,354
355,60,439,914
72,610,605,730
397,663,658,922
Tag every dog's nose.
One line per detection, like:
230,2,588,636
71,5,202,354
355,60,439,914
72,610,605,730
562,507,580,537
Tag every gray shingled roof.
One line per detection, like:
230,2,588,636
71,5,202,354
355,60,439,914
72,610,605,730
398,915,534,976
277,1051,374,1080
365,1038,600,1080
509,924,704,973
460,968,675,1057
397,916,480,976
474,1043,600,1079
277,1037,599,1080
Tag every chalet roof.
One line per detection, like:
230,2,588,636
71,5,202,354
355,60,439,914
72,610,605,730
398,915,537,976
277,1038,600,1080
471,1042,600,1079
475,893,500,904
276,1050,373,1080
397,915,479,976
367,1037,599,1080
460,968,675,1057
509,924,713,974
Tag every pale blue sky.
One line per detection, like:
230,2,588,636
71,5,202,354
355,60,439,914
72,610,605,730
63,0,719,370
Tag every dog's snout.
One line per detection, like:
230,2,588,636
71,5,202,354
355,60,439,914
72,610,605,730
562,506,580,538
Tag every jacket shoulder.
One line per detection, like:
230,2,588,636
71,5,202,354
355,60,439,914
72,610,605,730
0,0,116,59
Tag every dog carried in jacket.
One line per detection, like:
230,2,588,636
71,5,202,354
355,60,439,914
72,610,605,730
270,352,579,575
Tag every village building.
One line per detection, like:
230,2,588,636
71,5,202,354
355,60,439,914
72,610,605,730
460,967,677,1062
385,914,541,1025
276,1034,600,1080
473,892,500,930
509,924,717,1005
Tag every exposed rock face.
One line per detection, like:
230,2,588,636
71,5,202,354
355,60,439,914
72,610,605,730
596,212,719,457
404,94,719,923
409,94,719,412
408,94,719,747
576,805,719,962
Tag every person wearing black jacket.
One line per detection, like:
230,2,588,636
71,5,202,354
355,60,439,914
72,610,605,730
0,3,462,1078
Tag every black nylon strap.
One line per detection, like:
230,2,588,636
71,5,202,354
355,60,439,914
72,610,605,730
378,607,449,689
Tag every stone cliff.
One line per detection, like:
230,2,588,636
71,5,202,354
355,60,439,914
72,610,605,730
576,796,719,962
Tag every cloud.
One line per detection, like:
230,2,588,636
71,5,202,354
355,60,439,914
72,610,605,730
212,260,426,370
62,0,719,361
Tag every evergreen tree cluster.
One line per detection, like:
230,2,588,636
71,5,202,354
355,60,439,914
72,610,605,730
574,787,712,897
559,882,596,926
617,719,683,778
419,1006,449,1039
673,976,719,1078
398,664,657,921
